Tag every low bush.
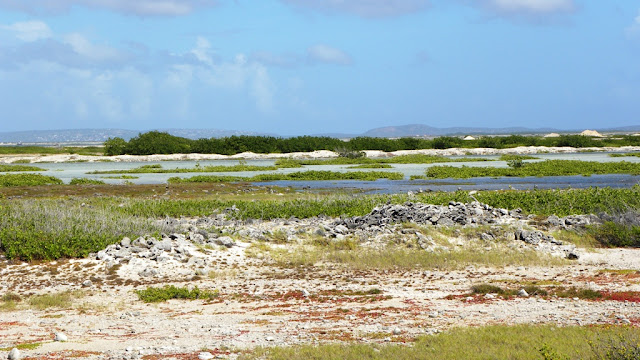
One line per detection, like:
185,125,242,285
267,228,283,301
0,164,44,172
425,160,640,179
70,178,106,185
88,163,279,174
0,173,63,187
168,170,404,183
589,222,640,248
135,285,219,303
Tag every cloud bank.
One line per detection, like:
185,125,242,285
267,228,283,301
0,0,218,16
280,0,430,18
471,0,576,18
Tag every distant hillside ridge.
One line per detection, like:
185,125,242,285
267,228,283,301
363,124,559,137
0,128,267,143
2,124,639,143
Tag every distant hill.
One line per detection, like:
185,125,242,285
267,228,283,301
1,124,638,143
362,124,561,138
361,124,640,138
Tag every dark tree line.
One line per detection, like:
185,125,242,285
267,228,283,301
103,131,640,156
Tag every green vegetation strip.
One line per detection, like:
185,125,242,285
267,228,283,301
117,186,640,219
424,160,640,179
167,170,404,184
0,146,103,155
274,154,490,167
70,178,106,185
0,164,44,172
347,164,393,169
87,163,284,174
104,131,640,156
239,325,640,360
0,173,62,187
610,152,640,158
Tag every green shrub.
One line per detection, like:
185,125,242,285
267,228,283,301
471,284,505,295
589,222,640,248
135,285,219,303
425,160,640,179
0,174,63,187
168,170,404,183
0,164,43,172
69,178,106,185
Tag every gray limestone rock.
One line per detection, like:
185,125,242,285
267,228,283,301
214,236,235,248
8,348,20,360
138,267,158,278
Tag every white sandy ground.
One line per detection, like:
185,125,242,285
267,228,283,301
1,240,640,360
2,146,640,163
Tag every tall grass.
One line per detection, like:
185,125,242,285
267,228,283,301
240,325,640,360
265,244,564,270
0,199,170,260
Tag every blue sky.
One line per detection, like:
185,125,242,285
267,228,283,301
0,1,638,135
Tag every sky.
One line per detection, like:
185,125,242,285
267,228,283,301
0,0,639,135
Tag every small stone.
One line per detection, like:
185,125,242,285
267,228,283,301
215,236,235,248
428,311,439,318
121,237,131,247
301,289,310,297
198,352,215,360
82,280,93,288
266,336,275,342
138,268,158,278
518,289,529,297
54,332,68,342
566,251,580,260
392,327,402,335
8,348,20,360
484,294,495,299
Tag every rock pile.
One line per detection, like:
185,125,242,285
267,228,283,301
93,201,586,271
331,201,522,232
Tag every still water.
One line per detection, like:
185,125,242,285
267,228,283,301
3,152,639,194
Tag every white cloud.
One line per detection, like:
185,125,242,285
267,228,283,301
307,44,352,65
0,0,218,16
168,38,276,114
627,10,640,36
191,36,215,66
250,64,275,113
3,20,52,42
281,0,430,18
487,0,575,14
64,33,123,63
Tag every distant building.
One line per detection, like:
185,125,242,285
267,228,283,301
463,136,475,140
543,133,560,138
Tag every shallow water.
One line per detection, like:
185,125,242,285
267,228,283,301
2,152,640,193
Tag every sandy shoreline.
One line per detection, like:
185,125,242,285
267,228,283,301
1,146,640,163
